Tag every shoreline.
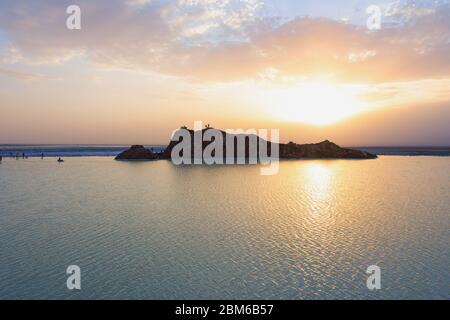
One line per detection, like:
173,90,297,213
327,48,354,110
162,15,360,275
1,154,449,159
1,146,449,158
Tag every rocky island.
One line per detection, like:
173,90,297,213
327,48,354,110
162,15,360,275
115,145,158,160
279,140,376,159
115,127,377,161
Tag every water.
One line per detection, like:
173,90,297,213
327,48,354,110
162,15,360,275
355,147,450,156
0,145,165,158
1,145,449,158
0,157,449,299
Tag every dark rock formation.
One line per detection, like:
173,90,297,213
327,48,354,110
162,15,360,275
116,128,377,161
115,145,157,160
160,128,377,160
279,140,377,159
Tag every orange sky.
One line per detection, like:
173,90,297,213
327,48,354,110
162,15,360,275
0,0,449,146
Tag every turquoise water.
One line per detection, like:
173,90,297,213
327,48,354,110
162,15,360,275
0,157,449,299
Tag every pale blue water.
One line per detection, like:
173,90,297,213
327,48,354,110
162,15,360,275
0,156,449,299
0,145,165,157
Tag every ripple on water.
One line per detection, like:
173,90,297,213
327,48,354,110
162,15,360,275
0,157,449,299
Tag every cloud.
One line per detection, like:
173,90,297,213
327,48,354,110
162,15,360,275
0,67,58,82
0,0,449,84
0,0,175,64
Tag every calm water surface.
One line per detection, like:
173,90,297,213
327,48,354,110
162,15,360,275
0,157,448,299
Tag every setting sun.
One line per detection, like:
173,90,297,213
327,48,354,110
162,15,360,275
265,83,369,126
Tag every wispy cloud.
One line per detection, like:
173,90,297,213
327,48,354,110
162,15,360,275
0,67,59,82
0,0,449,84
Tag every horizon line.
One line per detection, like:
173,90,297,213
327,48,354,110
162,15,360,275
1,143,449,149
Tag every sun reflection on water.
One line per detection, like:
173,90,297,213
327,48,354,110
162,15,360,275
303,163,332,200
299,162,336,227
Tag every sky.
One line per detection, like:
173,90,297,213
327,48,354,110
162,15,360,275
0,0,449,146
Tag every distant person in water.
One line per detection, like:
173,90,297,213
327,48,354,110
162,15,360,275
41,153,44,159
22,152,25,159
0,156,2,162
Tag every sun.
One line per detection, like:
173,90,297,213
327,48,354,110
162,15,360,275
265,82,368,125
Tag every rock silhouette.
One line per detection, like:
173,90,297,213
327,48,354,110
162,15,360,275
279,140,376,159
115,145,158,160
117,128,377,161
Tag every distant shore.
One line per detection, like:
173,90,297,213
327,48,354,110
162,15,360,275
352,146,450,157
1,145,449,158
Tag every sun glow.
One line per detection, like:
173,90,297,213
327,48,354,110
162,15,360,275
265,83,369,125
